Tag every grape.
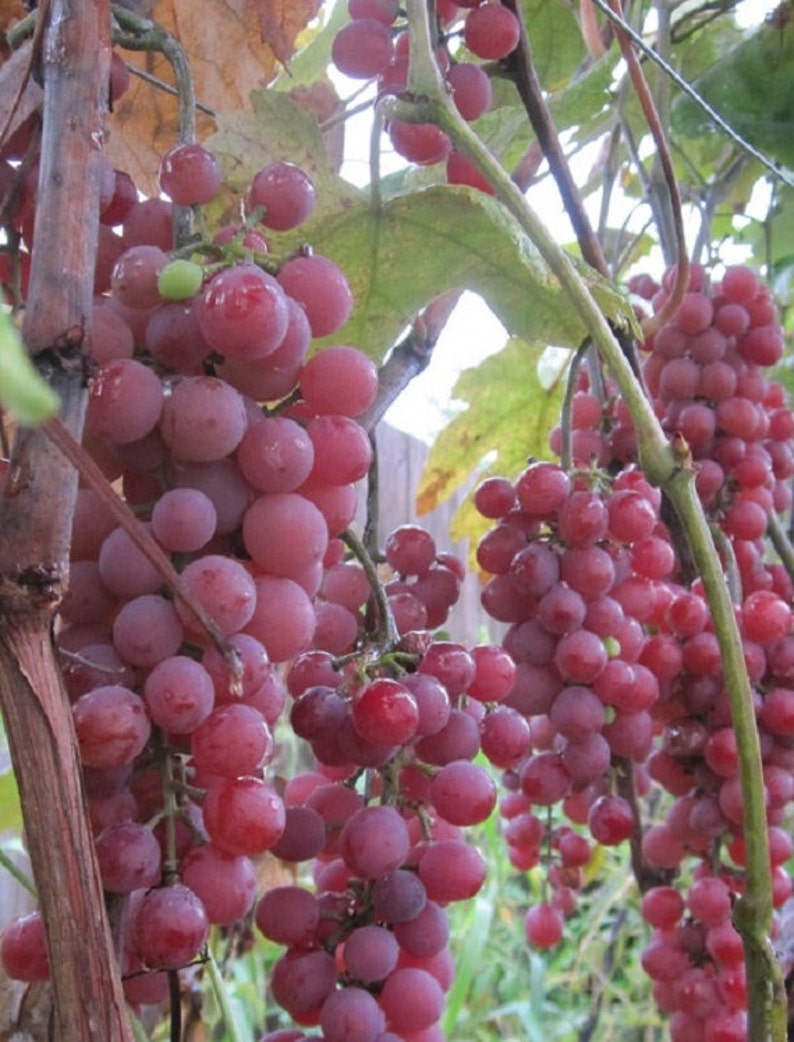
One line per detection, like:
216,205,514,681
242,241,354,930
339,805,411,878
72,685,151,769
131,883,209,969
385,524,437,576
191,703,272,776
101,167,137,226
157,258,204,300
197,263,289,359
95,821,161,893
180,844,257,925
175,554,257,636
98,524,162,597
269,804,326,862
343,925,399,982
320,986,386,1042
1,912,50,982
91,302,134,364
418,641,475,696
255,886,319,945
721,265,759,305
111,244,167,308
299,345,379,417
151,487,217,552
270,948,337,1018
145,299,212,372
160,375,248,462
143,655,215,733
202,776,285,856
277,254,353,338
524,903,564,949
169,458,253,536
417,840,486,902
388,120,452,165
349,0,399,22
248,161,316,231
158,142,222,205
242,492,328,577
86,358,163,445
246,574,316,661
430,760,497,825
379,967,445,1033
463,4,520,59
237,416,314,493
332,18,394,78
587,794,634,845
352,678,419,745
447,61,492,121
393,900,450,958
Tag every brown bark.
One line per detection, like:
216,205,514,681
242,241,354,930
0,2,134,1039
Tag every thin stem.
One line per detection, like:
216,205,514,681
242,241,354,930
125,63,217,118
112,4,196,247
0,845,37,896
767,512,794,585
606,0,690,334
560,340,591,473
205,947,248,1042
502,0,610,278
342,527,399,646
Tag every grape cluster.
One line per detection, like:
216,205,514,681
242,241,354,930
474,262,794,1040
0,62,521,1040
329,0,519,192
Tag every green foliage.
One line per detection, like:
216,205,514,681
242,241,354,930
0,310,59,426
672,12,794,168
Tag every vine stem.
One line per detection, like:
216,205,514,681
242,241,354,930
341,528,399,646
205,947,248,1042
399,2,784,1037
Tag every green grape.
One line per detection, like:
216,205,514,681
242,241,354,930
157,259,204,301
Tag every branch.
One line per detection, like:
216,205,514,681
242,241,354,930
0,2,135,1038
502,0,610,278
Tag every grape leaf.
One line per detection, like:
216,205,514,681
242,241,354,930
276,184,632,361
0,311,59,425
107,0,320,194
671,14,794,168
519,0,586,91
416,337,566,515
254,0,322,65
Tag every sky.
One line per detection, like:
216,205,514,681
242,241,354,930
334,0,781,444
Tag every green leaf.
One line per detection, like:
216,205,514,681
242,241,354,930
519,0,586,91
417,337,565,522
0,310,59,426
0,769,22,831
280,185,631,361
671,15,794,168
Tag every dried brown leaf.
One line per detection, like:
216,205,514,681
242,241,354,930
255,0,322,65
107,0,319,195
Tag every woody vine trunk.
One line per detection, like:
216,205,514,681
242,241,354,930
0,2,134,1038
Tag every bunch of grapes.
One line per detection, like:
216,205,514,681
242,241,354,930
0,55,528,1039
474,262,794,1041
329,0,519,191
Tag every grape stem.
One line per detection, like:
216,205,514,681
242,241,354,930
111,4,196,248
398,2,785,1037
767,512,794,586
341,527,400,647
0,845,37,897
205,947,248,1042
